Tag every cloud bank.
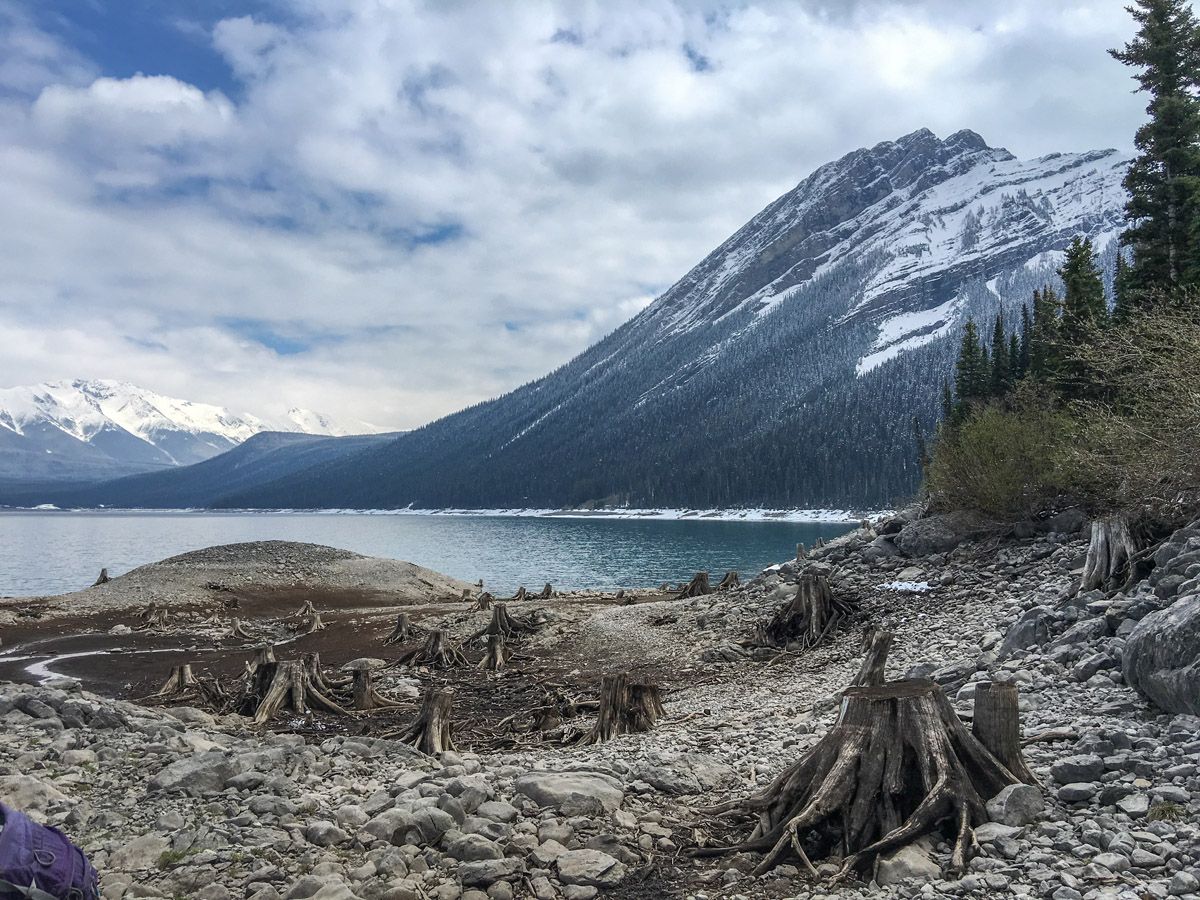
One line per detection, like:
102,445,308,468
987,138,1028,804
0,0,1145,428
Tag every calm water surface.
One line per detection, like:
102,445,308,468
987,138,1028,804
0,511,853,597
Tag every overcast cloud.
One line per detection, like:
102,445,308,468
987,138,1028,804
0,0,1146,428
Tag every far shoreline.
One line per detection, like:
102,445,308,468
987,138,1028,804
1,505,877,524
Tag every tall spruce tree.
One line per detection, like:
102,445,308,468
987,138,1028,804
1028,287,1062,382
1008,332,1021,383
989,312,1011,396
954,319,990,405
1018,304,1033,376
1059,236,1108,331
1111,0,1200,298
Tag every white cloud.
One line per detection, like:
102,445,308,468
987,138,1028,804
0,0,1146,428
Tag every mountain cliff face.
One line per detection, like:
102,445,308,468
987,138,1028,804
156,130,1134,509
0,379,380,484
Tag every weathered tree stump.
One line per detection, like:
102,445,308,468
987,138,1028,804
751,572,854,651
971,681,1037,784
473,592,495,611
383,612,419,645
538,583,553,599
717,571,741,590
675,572,712,599
402,688,456,754
461,588,473,601
796,543,807,561
700,678,1020,879
251,659,352,725
93,568,110,586
350,665,404,711
469,603,534,643
582,674,664,744
1080,516,1136,592
395,629,468,669
153,664,198,698
850,628,894,687
139,603,170,630
292,600,326,634
239,646,278,716
302,652,347,696
479,634,511,672
507,586,527,602
229,618,259,641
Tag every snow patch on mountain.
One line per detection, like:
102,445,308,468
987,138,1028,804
856,296,961,376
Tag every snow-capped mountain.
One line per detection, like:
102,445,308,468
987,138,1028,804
0,379,380,484
46,129,1130,510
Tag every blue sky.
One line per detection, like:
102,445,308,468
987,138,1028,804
0,0,1145,428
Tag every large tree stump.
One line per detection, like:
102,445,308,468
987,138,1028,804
971,681,1037,785
582,674,664,744
470,603,534,643
752,572,854,651
251,659,352,725
538,583,553,599
395,629,468,669
1080,517,1136,592
350,665,404,711
717,571,741,590
383,612,420,645
93,568,110,586
701,679,1020,879
675,572,712,599
402,688,456,754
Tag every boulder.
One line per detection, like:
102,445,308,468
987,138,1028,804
1123,593,1200,714
1050,754,1105,784
514,771,624,816
629,752,736,795
998,606,1055,659
893,511,992,558
149,751,241,796
985,784,1043,827
108,833,170,871
555,849,627,888
876,840,940,884
0,774,71,820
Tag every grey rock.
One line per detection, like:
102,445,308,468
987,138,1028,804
555,849,627,888
149,752,239,796
108,833,170,870
457,858,524,887
1057,782,1098,802
985,784,1043,826
876,841,941,884
1050,754,1105,784
999,606,1054,658
1124,592,1200,714
447,834,503,862
629,752,736,795
514,772,624,816
893,511,992,557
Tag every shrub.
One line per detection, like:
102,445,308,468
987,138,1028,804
926,387,1074,518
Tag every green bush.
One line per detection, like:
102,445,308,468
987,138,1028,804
926,387,1074,518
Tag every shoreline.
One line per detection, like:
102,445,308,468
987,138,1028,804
2,505,876,523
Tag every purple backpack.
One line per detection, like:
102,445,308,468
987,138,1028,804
0,803,98,900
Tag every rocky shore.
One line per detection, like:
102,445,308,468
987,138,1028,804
1,512,1198,900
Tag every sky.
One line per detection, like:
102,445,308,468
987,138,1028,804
0,0,1148,430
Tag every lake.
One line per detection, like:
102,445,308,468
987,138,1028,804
0,511,854,597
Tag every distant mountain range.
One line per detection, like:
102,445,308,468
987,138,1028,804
9,129,1130,511
0,379,381,485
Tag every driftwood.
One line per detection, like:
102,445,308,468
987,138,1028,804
717,571,741,590
93,568,110,586
751,572,854,651
383,613,420,645
972,681,1037,784
402,688,456,754
581,674,664,745
675,572,712,599
1080,517,1136,592
395,629,469,669
699,635,1020,880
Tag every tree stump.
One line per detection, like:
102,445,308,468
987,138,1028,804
402,688,456,754
752,572,854,651
469,603,534,643
582,674,664,744
507,586,527,602
479,634,511,671
1080,517,1136,592
474,592,495,611
302,652,348,696
240,646,278,716
251,659,352,725
383,612,419,645
850,628,894,687
675,572,712,599
350,665,404,711
717,571,741,590
139,603,169,630
152,664,198,698
93,568,110,586
971,681,1037,784
395,629,468,669
292,600,326,634
461,588,473,601
796,543,807,561
229,618,259,641
700,679,1020,879
538,583,553,599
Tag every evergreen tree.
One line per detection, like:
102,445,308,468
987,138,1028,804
1028,288,1062,382
1008,332,1021,383
940,380,954,422
954,319,990,404
1110,0,1200,298
1112,252,1136,323
1059,236,1108,333
989,312,1011,396
1018,304,1033,377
